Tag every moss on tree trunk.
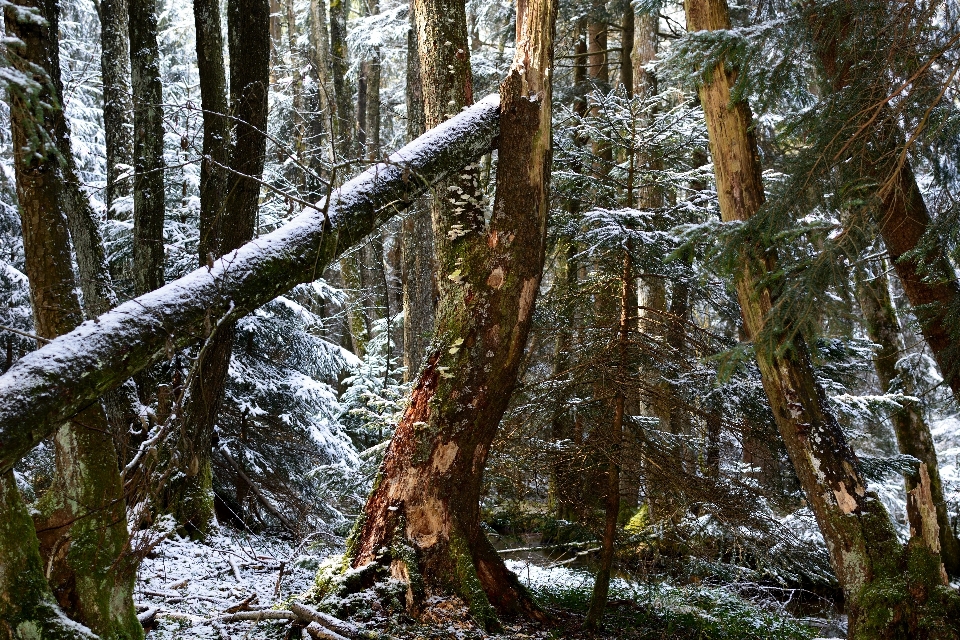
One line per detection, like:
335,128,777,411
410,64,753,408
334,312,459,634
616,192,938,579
343,0,558,627
686,0,960,634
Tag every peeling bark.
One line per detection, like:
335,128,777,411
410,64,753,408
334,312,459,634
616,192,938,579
854,259,960,576
346,0,557,626
687,0,960,635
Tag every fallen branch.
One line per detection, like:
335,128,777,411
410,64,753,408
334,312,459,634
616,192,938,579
290,602,360,639
304,622,350,640
214,609,296,623
0,95,501,473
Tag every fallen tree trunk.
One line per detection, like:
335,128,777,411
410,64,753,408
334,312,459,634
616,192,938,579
0,95,500,474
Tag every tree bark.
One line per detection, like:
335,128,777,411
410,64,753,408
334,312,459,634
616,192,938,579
0,472,98,640
4,2,142,636
854,259,960,576
128,0,166,296
400,0,436,381
0,96,501,475
164,0,272,537
687,0,960,635
345,0,557,626
97,0,135,222
329,0,353,161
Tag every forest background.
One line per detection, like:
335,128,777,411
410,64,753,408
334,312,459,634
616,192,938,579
0,0,960,636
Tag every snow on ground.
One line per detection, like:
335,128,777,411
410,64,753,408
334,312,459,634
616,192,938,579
136,529,331,638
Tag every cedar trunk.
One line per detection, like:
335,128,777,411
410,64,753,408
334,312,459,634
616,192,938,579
345,0,557,626
3,1,141,636
687,0,960,635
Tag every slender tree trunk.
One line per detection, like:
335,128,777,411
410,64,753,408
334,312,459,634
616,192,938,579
329,0,353,161
128,0,166,296
345,0,557,626
165,0,270,537
620,5,633,93
365,0,381,160
4,3,142,636
585,249,631,629
400,1,436,381
687,0,959,635
97,0,135,222
854,259,960,576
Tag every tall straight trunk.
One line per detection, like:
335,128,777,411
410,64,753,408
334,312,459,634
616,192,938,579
158,0,230,535
0,97,502,474
346,0,557,626
165,0,271,537
97,0,135,221
587,0,611,169
4,2,142,636
585,249,631,629
687,0,959,635
854,259,960,575
365,0,381,160
308,0,331,117
356,62,368,154
128,0,166,296
400,1,435,381
329,0,353,161
620,6,633,93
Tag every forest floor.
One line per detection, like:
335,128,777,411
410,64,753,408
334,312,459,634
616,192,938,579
135,528,841,639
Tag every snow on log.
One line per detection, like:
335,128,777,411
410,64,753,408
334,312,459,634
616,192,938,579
0,94,501,474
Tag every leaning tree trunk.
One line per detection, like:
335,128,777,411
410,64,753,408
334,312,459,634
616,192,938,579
3,2,142,637
854,258,960,576
0,96,501,477
344,0,557,627
97,0,135,222
128,0,166,296
686,0,960,635
806,0,960,409
400,0,436,381
164,0,270,537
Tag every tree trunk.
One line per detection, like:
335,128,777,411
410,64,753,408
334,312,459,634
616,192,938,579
165,0,270,537
0,96,501,476
365,0,381,161
585,249,631,629
97,0,135,222
854,259,960,576
4,2,141,636
0,472,98,640
128,0,166,296
806,1,960,409
400,0,436,381
329,0,353,161
345,0,557,626
687,0,960,635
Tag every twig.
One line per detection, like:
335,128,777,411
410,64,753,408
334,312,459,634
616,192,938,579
0,324,51,343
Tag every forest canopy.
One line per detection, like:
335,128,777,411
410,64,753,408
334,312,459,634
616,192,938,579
0,0,959,637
